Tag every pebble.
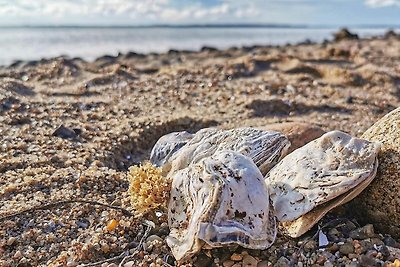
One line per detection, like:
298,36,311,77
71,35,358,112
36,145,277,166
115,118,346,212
194,254,213,267
146,235,163,244
304,240,317,251
339,242,355,255
242,254,258,267
223,260,235,267
231,253,243,261
66,260,78,267
257,260,271,267
359,254,377,266
123,261,135,267
6,237,16,246
275,256,290,267
349,224,375,239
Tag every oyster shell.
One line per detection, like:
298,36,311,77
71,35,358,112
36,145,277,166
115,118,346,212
265,130,380,238
150,131,194,167
165,127,290,176
167,150,276,262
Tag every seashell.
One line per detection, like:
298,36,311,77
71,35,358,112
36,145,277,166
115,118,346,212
265,130,380,238
165,127,290,176
167,150,276,262
150,131,194,167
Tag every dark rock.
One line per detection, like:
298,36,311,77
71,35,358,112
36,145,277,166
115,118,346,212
201,46,218,52
193,253,214,267
52,125,78,139
384,29,399,39
345,96,354,104
383,236,397,247
334,28,359,42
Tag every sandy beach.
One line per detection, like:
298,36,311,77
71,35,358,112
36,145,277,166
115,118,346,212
1,32,400,266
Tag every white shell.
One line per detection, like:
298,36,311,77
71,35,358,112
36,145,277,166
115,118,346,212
265,130,380,237
167,150,276,262
167,127,290,176
150,131,194,167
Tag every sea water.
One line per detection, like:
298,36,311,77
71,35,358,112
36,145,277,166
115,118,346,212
0,26,396,66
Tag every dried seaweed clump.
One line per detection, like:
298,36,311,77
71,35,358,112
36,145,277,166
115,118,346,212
128,162,171,216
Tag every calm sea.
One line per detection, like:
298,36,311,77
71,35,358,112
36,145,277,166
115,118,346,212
0,26,397,66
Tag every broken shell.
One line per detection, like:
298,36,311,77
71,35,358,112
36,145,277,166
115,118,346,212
265,130,380,238
167,150,276,262
165,127,290,176
150,131,194,167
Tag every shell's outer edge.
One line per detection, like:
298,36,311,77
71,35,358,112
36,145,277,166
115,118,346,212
281,155,379,238
167,127,290,177
149,131,194,167
266,130,381,224
167,150,276,262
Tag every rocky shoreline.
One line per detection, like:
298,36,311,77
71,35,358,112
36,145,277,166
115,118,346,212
1,31,400,266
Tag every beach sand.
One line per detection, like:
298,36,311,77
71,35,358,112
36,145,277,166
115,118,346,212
1,33,400,266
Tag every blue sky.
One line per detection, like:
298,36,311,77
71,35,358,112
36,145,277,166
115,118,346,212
0,0,399,26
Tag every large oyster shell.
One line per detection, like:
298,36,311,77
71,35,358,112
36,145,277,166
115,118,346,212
165,127,290,176
265,130,380,237
167,150,276,262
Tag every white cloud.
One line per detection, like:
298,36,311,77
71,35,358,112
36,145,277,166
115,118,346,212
365,0,400,7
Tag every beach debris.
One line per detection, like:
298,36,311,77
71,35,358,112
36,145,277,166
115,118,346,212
167,150,276,262
265,130,380,238
161,127,290,176
128,162,171,216
352,106,400,239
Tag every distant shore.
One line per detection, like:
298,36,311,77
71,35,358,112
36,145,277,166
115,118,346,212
0,26,398,66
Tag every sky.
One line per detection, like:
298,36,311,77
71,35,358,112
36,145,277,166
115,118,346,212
0,0,399,26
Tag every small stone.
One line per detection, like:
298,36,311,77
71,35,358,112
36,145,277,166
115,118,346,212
349,224,375,239
231,253,243,261
339,242,354,255
257,260,271,267
223,260,235,267
107,264,118,267
52,124,79,139
324,261,334,267
359,254,377,267
6,237,16,246
327,243,339,253
13,250,22,259
348,253,358,259
304,240,317,251
275,256,290,267
67,260,78,267
146,235,163,244
194,254,212,267
243,254,258,267
123,261,135,267
383,236,397,247
345,96,354,104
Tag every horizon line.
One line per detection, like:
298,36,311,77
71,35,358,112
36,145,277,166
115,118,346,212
0,23,399,29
